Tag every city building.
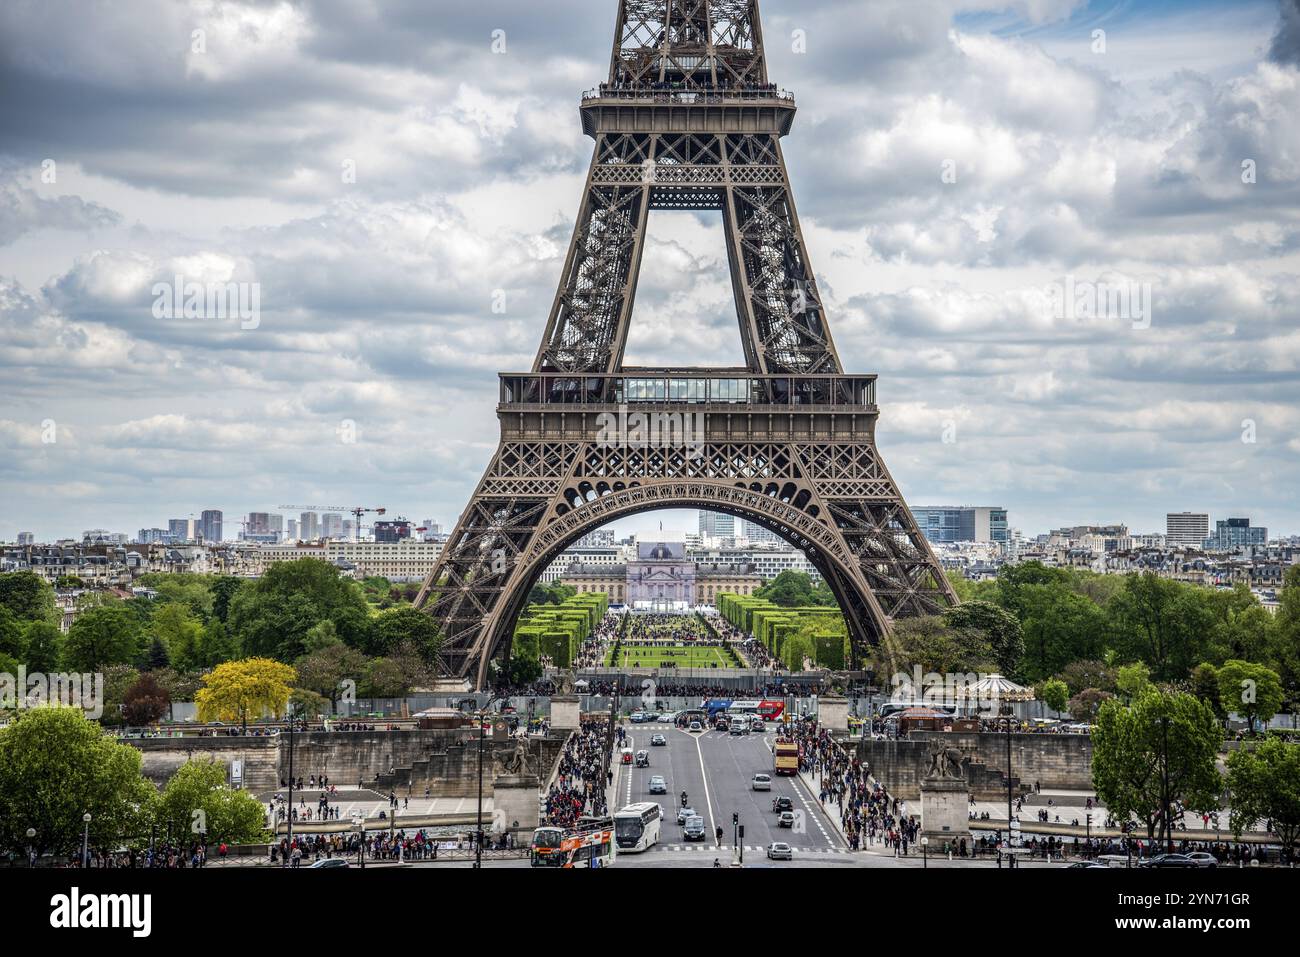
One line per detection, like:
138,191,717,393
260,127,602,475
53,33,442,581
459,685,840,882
299,512,320,540
1167,512,1210,546
912,506,1009,544
167,518,196,542
736,518,784,545
16,532,34,545
199,509,223,543
698,511,735,541
373,518,413,543
244,539,444,580
1205,517,1268,550
321,513,344,540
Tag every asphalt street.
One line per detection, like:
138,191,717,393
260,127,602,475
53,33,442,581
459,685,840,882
615,721,846,866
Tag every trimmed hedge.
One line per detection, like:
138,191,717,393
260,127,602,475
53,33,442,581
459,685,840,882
718,593,848,669
513,592,610,668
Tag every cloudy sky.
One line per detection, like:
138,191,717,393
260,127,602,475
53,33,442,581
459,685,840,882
1,0,1298,543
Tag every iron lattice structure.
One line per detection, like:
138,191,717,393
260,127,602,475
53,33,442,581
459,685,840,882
415,0,957,687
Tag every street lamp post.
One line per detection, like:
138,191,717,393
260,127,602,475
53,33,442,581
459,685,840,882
475,704,486,869
81,813,91,869
285,710,295,859
922,836,929,868
25,827,35,868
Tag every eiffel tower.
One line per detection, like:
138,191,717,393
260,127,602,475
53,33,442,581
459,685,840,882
416,0,956,687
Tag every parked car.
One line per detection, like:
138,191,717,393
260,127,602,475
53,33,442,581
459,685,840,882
1184,852,1219,868
766,842,793,861
1140,853,1198,868
308,858,349,868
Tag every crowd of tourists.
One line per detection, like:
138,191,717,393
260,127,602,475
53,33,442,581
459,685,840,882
543,724,611,827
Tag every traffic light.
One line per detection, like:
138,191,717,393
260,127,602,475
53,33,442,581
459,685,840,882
738,825,745,840
732,812,739,825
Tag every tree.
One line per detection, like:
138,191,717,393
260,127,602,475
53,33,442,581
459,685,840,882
193,619,239,669
1115,662,1151,703
525,582,575,606
227,559,372,661
121,673,170,726
360,657,410,698
1271,565,1300,715
63,603,142,672
290,688,329,719
22,621,63,672
195,658,296,732
209,576,245,623
294,643,367,708
0,606,25,661
149,667,202,721
1039,678,1069,715
755,570,819,608
149,603,200,670
156,760,268,846
1091,688,1223,848
0,707,156,857
1216,659,1284,735
370,606,442,662
1225,738,1300,864
1190,663,1226,723
1058,659,1117,697
1067,688,1112,722
1109,573,1221,682
0,571,58,625
1018,585,1108,682
943,600,1024,677
886,616,994,675
101,664,142,726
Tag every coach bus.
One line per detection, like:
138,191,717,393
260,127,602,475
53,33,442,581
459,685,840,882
613,802,663,853
531,818,616,868
704,699,784,722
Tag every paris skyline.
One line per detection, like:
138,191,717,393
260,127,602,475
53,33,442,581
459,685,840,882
2,0,1298,543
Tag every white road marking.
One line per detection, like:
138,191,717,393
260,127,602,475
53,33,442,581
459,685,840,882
680,727,717,841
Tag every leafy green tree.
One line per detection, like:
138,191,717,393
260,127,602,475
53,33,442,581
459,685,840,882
1039,677,1069,714
945,570,999,604
943,600,1024,676
1225,738,1300,864
360,657,410,698
525,582,576,606
294,643,367,708
886,616,994,675
1018,586,1108,682
193,618,239,669
149,603,202,669
101,664,142,726
1272,565,1300,714
302,620,339,653
55,575,85,590
290,688,328,719
1108,573,1220,682
1091,687,1223,847
1116,662,1151,702
1207,586,1274,664
755,570,820,608
21,621,62,672
995,561,1071,621
209,576,245,623
0,707,157,857
1058,659,1117,697
370,606,441,661
0,606,26,661
145,636,171,671
1216,659,1284,734
63,603,143,672
157,760,268,845
145,578,214,621
227,559,372,661
149,667,202,721
1190,663,1226,722
0,571,58,625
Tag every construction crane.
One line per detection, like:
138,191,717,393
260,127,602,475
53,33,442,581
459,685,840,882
276,506,386,541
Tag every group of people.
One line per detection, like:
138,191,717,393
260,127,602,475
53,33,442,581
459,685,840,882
543,725,611,827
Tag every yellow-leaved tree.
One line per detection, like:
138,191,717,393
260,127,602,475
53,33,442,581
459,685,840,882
195,658,296,733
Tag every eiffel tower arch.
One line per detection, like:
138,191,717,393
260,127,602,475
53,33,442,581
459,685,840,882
415,0,957,688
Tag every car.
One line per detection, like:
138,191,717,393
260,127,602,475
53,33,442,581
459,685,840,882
750,719,765,731
659,711,678,725
715,718,729,732
648,775,667,794
1065,861,1109,868
677,806,696,825
629,711,648,723
620,748,633,764
772,796,794,813
1140,853,1197,868
635,750,650,768
766,842,793,861
729,721,747,736
1184,852,1219,868
688,721,703,732
683,815,706,841
650,733,667,746
640,712,659,722
751,773,772,791
308,858,349,868
778,811,795,828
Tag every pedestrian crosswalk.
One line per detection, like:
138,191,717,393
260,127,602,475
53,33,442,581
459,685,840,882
648,843,852,855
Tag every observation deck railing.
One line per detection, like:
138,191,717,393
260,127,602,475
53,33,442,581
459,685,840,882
581,84,794,106
498,371,876,409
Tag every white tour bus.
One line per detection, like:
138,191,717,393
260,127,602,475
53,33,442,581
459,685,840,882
613,802,663,853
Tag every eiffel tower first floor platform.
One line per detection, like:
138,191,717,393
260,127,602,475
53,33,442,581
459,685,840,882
415,372,957,689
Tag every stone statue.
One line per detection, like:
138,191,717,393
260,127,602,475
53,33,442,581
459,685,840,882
494,737,536,778
827,671,848,696
924,740,965,781
554,669,576,696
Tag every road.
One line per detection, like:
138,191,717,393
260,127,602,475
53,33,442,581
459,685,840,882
614,720,848,867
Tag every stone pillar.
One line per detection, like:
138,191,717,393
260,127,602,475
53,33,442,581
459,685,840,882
550,695,581,731
491,774,540,833
817,695,849,734
920,777,972,852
